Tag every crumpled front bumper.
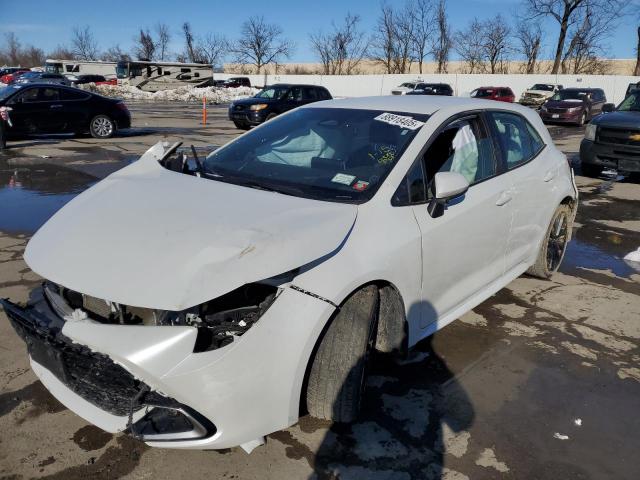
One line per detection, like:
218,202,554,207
1,297,215,441
1,285,335,450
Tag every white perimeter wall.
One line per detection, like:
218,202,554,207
213,72,639,104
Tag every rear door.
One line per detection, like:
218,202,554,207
59,88,92,132
37,87,67,132
485,111,556,271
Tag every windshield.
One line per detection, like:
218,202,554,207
255,86,289,99
0,85,21,101
552,90,589,101
116,63,128,79
399,83,417,88
471,89,493,98
203,108,429,203
531,84,554,91
45,63,62,74
618,93,640,112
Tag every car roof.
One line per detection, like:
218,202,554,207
303,95,526,115
267,83,326,88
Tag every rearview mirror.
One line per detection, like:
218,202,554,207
602,103,615,113
428,172,470,218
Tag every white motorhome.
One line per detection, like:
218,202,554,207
116,60,213,92
45,59,117,80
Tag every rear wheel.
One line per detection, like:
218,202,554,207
89,115,115,138
306,286,379,422
527,204,572,279
581,163,603,178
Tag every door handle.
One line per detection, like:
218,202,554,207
50,104,63,108
495,191,512,206
543,170,556,182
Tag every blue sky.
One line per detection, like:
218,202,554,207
1,0,637,62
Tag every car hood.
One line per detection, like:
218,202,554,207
232,97,276,106
25,142,358,311
524,90,553,96
545,100,586,109
592,111,640,128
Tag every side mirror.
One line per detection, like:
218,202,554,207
428,172,470,218
602,103,615,113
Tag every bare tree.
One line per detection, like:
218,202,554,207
48,45,75,61
523,0,626,74
371,2,415,74
310,13,369,75
230,16,293,73
101,44,130,62
411,0,436,74
198,33,227,67
516,21,542,73
22,45,45,67
433,0,452,73
482,16,511,74
454,18,485,73
560,4,613,73
4,32,21,65
182,22,199,63
71,26,99,60
155,23,171,61
133,29,156,60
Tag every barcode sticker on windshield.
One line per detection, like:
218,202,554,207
374,113,425,130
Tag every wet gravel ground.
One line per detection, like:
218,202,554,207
0,104,638,480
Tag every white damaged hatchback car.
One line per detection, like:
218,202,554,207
2,96,577,452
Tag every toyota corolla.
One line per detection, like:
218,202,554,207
1,96,577,452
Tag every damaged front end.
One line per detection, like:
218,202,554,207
0,279,279,442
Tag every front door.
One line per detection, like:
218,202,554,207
411,113,512,328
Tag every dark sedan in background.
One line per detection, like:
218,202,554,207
540,88,606,126
580,92,640,177
0,83,130,139
11,71,71,86
405,83,453,96
228,84,332,129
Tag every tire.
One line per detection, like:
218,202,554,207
306,286,379,423
233,121,250,130
577,112,587,126
89,115,115,139
581,163,603,178
527,204,572,279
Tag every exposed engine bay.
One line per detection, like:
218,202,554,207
43,281,278,352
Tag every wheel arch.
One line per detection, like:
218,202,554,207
297,279,408,416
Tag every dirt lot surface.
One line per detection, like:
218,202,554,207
0,102,638,480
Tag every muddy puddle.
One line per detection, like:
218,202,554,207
0,161,95,234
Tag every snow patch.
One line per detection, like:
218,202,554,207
554,433,570,440
81,84,259,103
475,448,510,472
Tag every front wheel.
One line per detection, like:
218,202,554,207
527,204,572,279
577,112,587,126
306,286,379,423
89,115,115,138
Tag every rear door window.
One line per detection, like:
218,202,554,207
40,88,60,101
61,89,89,100
303,87,318,101
488,112,541,169
13,88,40,103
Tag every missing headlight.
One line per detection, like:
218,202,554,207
44,281,278,352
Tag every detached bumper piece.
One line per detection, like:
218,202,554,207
0,298,215,442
